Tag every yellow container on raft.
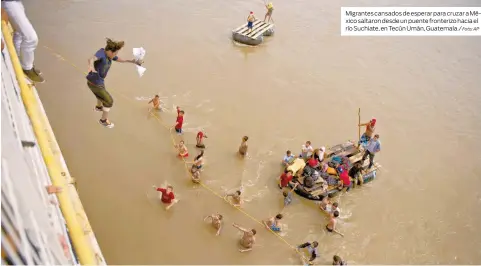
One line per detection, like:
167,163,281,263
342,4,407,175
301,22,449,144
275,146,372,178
287,158,306,174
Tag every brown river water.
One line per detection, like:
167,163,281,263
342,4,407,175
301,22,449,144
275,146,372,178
24,0,481,264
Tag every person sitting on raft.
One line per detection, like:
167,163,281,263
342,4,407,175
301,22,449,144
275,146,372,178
282,150,295,166
300,141,314,160
337,167,352,192
359,118,376,146
349,161,364,186
307,154,320,169
314,146,326,163
279,170,294,189
174,140,189,158
263,213,283,232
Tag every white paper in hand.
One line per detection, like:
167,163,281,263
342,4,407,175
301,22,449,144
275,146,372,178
133,47,146,77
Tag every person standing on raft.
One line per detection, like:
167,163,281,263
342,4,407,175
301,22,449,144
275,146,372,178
358,118,376,146
264,2,274,23
247,12,256,33
87,38,142,128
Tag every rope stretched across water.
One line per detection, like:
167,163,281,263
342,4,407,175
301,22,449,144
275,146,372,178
41,45,307,260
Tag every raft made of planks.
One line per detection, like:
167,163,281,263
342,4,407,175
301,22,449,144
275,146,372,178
232,20,275,46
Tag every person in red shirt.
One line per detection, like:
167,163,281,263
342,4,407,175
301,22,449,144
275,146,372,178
196,131,208,148
279,170,294,189
307,155,319,168
173,106,184,134
338,168,352,192
153,185,177,210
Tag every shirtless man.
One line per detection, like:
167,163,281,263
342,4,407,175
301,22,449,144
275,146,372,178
232,223,256,252
263,214,283,232
326,210,344,237
225,190,242,207
204,214,223,236
359,118,376,145
148,95,163,112
238,136,249,157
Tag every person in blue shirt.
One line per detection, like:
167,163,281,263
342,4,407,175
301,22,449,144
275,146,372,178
362,134,381,169
86,38,142,128
282,150,295,166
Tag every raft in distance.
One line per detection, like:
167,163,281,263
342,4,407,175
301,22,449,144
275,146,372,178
232,20,275,46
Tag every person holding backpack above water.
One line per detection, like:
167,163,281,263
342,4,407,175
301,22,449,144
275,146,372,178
264,2,274,23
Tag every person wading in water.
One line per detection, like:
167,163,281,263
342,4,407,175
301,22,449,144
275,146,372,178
86,38,142,128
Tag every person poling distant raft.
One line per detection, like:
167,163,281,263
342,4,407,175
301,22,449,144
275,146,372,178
358,118,376,147
264,2,274,23
87,38,143,128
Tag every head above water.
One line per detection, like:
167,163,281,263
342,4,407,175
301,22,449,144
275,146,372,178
154,95,159,98
250,11,253,14
287,170,293,175
105,38,125,59
275,214,283,220
243,136,249,142
251,229,257,235
333,202,339,208
333,210,340,218
179,110,185,116
236,190,242,196
312,241,319,247
306,141,311,146
166,185,173,192
179,140,185,145
370,118,377,126
217,214,223,220
374,134,380,140
286,150,291,156
333,255,343,264
283,191,288,197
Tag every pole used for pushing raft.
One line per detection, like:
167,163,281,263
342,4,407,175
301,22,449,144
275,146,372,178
357,108,361,148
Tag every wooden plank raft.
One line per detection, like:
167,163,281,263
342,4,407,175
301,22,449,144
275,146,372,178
232,20,274,39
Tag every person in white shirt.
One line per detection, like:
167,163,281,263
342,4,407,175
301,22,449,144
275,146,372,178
300,141,313,159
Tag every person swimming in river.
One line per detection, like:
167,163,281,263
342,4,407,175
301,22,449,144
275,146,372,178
238,136,249,157
263,213,283,232
148,95,163,112
225,190,242,207
247,12,256,33
174,140,189,158
326,210,344,237
191,167,201,184
204,214,223,236
188,150,204,172
232,223,256,252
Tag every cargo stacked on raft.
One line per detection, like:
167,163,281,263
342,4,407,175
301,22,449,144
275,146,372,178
232,20,275,46
286,141,381,201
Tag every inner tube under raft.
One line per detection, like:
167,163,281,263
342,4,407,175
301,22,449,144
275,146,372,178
232,32,263,46
263,27,275,36
289,170,378,201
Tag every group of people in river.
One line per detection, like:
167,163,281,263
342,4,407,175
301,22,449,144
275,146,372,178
146,97,352,265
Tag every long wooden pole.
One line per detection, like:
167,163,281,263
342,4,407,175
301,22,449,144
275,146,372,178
357,108,361,148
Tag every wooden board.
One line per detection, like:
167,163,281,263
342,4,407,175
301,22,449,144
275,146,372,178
232,20,274,39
